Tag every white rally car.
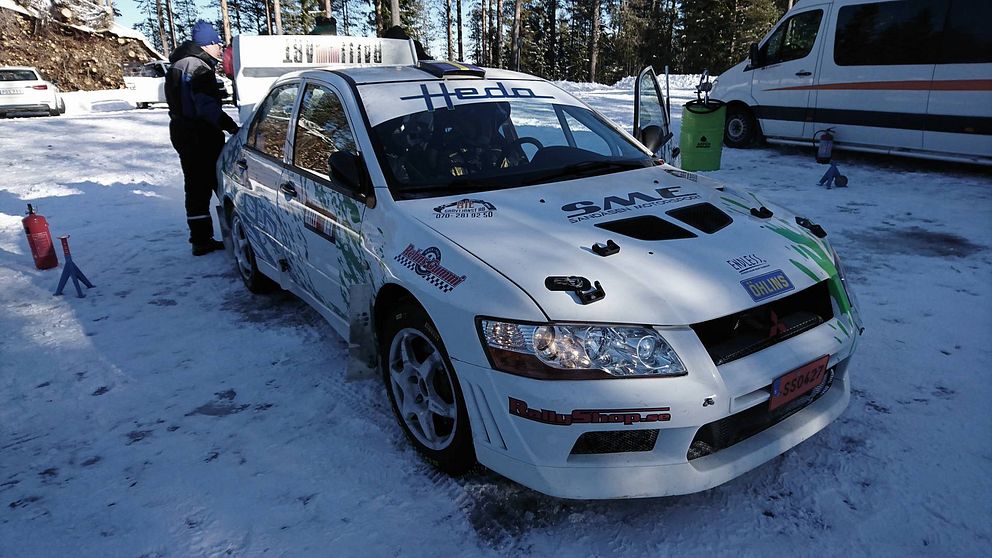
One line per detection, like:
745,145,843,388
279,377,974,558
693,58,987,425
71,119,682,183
217,35,862,499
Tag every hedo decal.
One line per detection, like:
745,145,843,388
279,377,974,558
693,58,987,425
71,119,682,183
395,244,466,292
433,198,497,219
399,82,555,112
508,397,671,426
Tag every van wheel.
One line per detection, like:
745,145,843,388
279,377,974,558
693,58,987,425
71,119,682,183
725,105,760,148
381,302,475,475
231,212,275,294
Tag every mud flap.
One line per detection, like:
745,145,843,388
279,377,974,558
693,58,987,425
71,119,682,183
215,204,234,258
347,283,378,380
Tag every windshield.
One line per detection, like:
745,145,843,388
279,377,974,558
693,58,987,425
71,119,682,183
361,80,652,198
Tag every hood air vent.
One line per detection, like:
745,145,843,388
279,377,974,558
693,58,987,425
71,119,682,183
594,215,697,241
666,203,733,234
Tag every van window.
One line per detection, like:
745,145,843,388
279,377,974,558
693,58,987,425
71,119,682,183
941,0,992,64
760,10,823,66
835,0,947,66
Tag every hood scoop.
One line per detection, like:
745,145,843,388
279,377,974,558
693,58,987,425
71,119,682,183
666,203,733,234
595,215,697,241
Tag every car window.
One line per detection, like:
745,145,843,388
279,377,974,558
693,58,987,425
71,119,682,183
0,69,39,81
835,0,946,66
247,83,300,160
940,0,991,64
292,84,358,181
761,9,823,65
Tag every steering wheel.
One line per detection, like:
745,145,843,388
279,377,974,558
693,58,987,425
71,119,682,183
497,137,544,167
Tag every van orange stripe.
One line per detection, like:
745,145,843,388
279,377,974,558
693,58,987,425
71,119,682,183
766,79,992,92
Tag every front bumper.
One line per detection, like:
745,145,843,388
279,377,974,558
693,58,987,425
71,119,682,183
453,319,856,499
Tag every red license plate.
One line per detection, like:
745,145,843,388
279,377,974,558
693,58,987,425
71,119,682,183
769,355,830,411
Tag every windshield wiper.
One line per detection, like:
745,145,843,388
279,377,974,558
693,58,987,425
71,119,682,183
523,159,652,186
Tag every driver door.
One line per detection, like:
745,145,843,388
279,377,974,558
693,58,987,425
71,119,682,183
633,66,675,163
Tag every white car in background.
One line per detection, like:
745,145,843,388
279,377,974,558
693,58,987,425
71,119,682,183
124,60,233,109
0,67,65,117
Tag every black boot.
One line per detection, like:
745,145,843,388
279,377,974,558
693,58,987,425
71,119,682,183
192,239,225,256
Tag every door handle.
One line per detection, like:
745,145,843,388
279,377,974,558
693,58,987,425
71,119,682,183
237,159,248,171
280,181,298,197
795,71,812,77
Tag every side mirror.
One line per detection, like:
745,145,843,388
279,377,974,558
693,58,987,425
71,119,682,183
749,43,763,67
329,151,374,205
639,125,664,154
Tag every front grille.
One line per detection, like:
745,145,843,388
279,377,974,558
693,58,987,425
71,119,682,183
691,280,833,366
570,429,660,455
687,368,834,460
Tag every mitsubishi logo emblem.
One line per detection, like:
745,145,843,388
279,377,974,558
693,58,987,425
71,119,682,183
768,310,787,339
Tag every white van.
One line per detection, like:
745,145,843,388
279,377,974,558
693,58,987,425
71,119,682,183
711,0,992,165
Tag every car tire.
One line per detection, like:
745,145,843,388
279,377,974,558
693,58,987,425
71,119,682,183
724,105,760,148
381,302,475,475
58,99,66,114
49,106,59,117
231,212,276,294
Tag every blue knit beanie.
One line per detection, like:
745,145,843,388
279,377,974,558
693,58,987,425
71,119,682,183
192,20,222,46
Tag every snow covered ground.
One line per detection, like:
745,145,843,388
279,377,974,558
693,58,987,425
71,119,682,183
1,80,991,557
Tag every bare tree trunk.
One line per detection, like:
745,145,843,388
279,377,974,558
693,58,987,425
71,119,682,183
494,0,502,66
343,0,350,34
165,0,175,50
446,0,453,59
480,0,487,64
511,0,521,71
546,0,555,76
324,0,331,17
373,0,382,35
457,0,464,59
156,0,169,56
391,0,400,27
589,0,600,82
219,0,231,45
264,0,272,35
273,0,283,34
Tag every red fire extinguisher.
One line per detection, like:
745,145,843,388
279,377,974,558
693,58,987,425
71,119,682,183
815,129,835,164
22,204,59,270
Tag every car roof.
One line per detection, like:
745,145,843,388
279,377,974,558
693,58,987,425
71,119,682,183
299,65,545,85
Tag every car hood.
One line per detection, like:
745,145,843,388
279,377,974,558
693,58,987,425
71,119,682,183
401,166,830,325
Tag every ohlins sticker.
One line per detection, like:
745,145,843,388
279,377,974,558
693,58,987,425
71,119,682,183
561,186,700,223
395,244,466,292
399,82,554,112
727,253,769,275
741,269,794,302
433,198,497,219
508,397,671,426
304,203,337,244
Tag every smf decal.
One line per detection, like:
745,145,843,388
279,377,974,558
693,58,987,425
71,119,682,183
304,203,337,244
395,244,466,293
726,253,769,275
509,397,671,426
664,168,699,182
433,198,497,219
399,82,554,112
741,269,794,302
561,186,700,223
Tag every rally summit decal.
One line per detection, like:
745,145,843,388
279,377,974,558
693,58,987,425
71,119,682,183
395,244,466,293
561,185,700,223
433,199,497,219
509,397,671,426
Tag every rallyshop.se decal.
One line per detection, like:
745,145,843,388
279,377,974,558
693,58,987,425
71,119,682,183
726,253,769,275
400,82,555,112
395,244,466,293
561,186,700,223
509,397,671,426
664,168,699,182
433,198,497,219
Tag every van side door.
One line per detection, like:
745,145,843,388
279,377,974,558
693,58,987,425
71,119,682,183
749,6,827,141
279,81,368,330
925,0,992,160
812,0,945,151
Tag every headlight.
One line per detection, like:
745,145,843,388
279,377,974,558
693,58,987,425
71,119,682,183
478,319,687,379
